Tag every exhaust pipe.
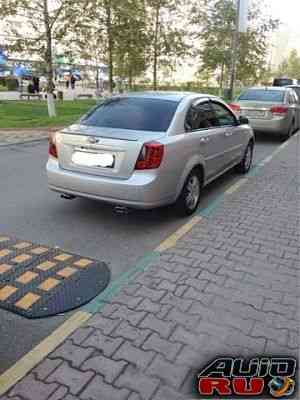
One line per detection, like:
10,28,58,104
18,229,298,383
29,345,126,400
114,205,130,215
61,194,76,200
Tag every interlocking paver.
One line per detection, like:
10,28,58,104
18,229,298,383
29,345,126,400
147,354,189,390
4,134,299,400
49,340,94,368
46,362,93,395
80,375,130,400
143,332,182,361
115,365,160,400
114,341,155,369
10,374,58,400
81,330,124,357
81,354,127,383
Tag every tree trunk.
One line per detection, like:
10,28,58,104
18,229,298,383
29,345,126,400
43,0,56,117
153,3,160,91
219,62,224,96
128,66,133,90
106,0,114,94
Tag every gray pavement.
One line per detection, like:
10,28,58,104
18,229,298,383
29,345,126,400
1,133,299,399
0,135,284,374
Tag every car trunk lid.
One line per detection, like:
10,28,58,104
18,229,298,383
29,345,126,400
238,101,285,119
57,124,166,179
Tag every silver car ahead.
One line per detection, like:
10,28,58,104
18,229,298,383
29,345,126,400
47,92,254,216
230,87,298,139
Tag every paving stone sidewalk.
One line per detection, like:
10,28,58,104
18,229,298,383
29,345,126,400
2,134,299,400
0,128,62,146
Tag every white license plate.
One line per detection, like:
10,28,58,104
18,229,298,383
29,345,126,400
72,151,115,168
243,110,266,118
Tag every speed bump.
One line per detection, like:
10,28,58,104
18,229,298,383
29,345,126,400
0,235,110,318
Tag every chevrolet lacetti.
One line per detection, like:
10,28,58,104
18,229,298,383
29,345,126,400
47,92,254,216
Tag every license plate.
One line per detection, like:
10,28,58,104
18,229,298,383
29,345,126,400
72,151,115,168
242,109,266,118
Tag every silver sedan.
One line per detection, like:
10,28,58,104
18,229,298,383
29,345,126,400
47,92,254,216
230,87,298,139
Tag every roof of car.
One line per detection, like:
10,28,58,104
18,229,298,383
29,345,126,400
246,86,288,91
120,91,214,102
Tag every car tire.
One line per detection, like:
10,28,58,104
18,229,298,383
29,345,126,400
175,169,202,217
287,120,295,138
235,141,253,174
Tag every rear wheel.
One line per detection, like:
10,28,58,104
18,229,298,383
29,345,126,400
175,169,202,216
286,120,295,139
235,141,253,174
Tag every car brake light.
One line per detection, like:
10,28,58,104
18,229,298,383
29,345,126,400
228,103,241,113
135,141,164,170
271,106,288,115
49,133,58,158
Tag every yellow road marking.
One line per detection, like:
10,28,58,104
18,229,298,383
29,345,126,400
54,253,72,262
31,247,48,255
0,310,91,396
0,285,17,301
15,293,40,310
74,258,93,268
16,271,38,285
57,266,77,278
39,278,60,291
12,254,32,263
0,264,12,274
13,242,32,250
0,249,11,258
36,261,56,271
156,216,202,252
225,178,247,195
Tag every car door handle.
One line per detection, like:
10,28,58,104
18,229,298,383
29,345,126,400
200,137,210,143
224,131,233,137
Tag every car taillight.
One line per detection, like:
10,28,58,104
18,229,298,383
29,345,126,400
135,141,164,170
49,133,58,158
228,103,241,113
271,106,288,115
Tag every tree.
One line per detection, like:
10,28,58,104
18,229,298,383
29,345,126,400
63,0,148,93
191,0,279,89
1,0,75,117
113,0,148,89
146,0,190,89
277,50,300,79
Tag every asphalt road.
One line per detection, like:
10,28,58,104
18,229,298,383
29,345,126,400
0,133,282,373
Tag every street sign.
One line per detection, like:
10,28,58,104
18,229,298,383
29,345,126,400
238,0,249,33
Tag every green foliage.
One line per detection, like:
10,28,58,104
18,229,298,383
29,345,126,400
277,50,300,79
191,0,279,87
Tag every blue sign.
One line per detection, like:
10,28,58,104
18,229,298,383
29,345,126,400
0,49,8,65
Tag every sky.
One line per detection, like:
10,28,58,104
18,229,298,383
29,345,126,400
265,0,300,67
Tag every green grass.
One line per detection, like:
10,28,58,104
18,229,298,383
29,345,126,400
0,100,97,129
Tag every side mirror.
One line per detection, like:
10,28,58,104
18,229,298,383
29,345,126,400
239,115,249,125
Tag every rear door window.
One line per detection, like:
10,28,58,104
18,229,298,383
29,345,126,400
238,90,285,102
81,97,179,132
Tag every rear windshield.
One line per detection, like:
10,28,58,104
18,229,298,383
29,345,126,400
81,97,179,132
238,89,285,102
273,78,293,87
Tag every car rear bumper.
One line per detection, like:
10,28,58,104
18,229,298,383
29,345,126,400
47,158,175,209
248,117,289,135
